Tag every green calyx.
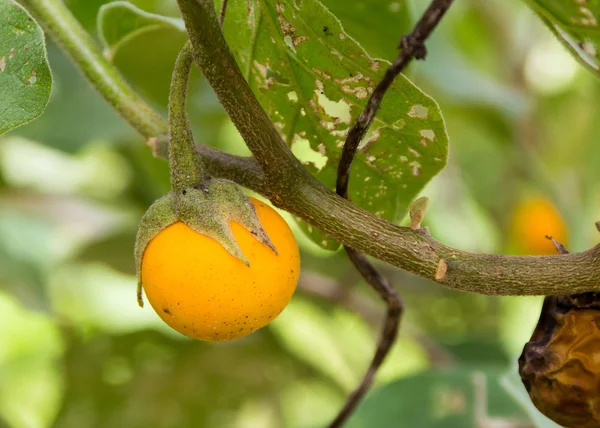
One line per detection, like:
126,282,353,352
134,178,277,307
134,41,276,307
134,195,177,307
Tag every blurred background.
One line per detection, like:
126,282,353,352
2,0,599,426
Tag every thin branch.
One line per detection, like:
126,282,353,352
197,146,269,195
297,272,455,366
336,0,455,198
324,0,460,414
329,249,402,428
219,0,229,27
546,235,569,255
175,0,600,297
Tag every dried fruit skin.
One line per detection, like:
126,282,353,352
519,298,600,428
141,198,300,341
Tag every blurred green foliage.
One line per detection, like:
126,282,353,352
1,0,599,426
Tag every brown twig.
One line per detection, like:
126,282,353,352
336,0,456,198
32,0,600,298
328,249,402,428
546,235,569,255
330,1,455,425
176,0,600,298
297,272,455,367
219,0,228,27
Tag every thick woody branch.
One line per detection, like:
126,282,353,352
176,0,600,296
176,0,313,193
24,0,600,297
328,1,454,416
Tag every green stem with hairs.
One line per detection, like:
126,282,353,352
176,0,311,192
168,41,206,193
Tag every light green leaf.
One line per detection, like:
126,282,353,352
525,0,600,74
97,1,185,60
224,0,448,248
0,0,52,136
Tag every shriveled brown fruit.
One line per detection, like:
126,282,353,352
519,296,600,428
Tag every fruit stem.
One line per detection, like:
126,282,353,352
168,41,207,194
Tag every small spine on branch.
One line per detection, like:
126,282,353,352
545,235,569,255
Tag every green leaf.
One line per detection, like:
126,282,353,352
97,1,185,60
319,0,413,61
224,0,448,248
0,0,52,136
346,369,531,428
524,0,600,74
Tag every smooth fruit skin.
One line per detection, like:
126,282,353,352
141,198,300,341
510,197,568,255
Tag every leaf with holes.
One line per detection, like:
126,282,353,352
223,0,448,249
97,1,185,60
225,0,448,248
524,0,600,75
0,0,52,136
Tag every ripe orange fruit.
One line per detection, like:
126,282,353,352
141,198,300,341
510,196,568,255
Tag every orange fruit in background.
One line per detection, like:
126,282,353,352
510,196,568,255
141,198,300,341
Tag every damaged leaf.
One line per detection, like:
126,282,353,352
524,0,600,75
0,0,52,136
224,0,448,248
